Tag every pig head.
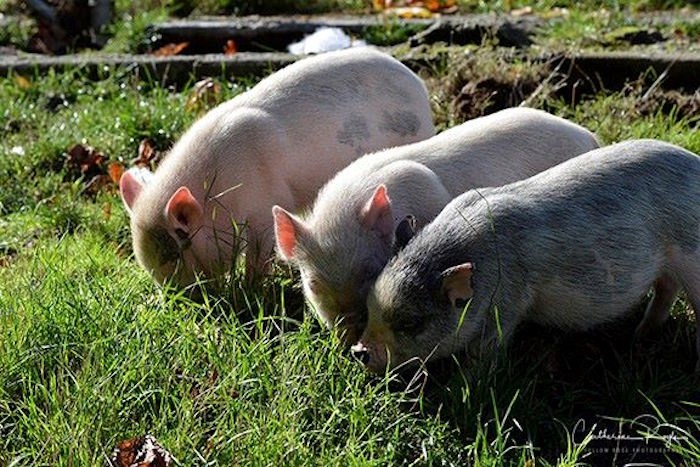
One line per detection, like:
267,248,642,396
273,160,453,345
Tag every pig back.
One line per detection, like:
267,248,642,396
457,140,699,326
232,48,435,201
408,107,600,196
316,107,599,208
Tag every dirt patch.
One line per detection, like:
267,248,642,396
423,47,700,127
423,48,554,125
451,75,539,120
636,88,700,123
603,26,665,46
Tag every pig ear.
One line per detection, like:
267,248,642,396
119,170,145,216
165,187,203,234
392,214,416,253
360,185,393,241
440,263,475,307
272,205,309,261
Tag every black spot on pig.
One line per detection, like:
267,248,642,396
380,111,420,137
337,115,370,154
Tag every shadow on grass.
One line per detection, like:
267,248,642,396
384,302,699,464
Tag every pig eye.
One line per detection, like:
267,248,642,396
393,318,425,336
173,228,191,250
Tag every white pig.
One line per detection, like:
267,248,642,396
273,107,600,345
119,47,435,286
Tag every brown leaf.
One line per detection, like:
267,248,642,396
186,78,222,113
224,39,237,56
63,143,122,196
373,0,389,11
132,138,161,169
13,74,31,90
108,162,125,184
402,0,457,12
387,6,434,19
65,143,106,179
424,0,441,12
152,42,189,57
111,435,172,467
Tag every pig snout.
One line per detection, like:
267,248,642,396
350,343,370,365
351,341,388,373
338,325,362,348
335,308,368,347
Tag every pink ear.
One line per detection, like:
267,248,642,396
165,187,203,233
440,263,475,307
272,205,307,261
119,170,144,215
360,185,393,240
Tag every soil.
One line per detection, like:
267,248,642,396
636,88,700,123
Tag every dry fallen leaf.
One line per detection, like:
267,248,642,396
111,434,172,467
152,42,189,57
387,6,434,19
108,161,125,184
65,143,106,179
403,0,457,13
423,0,443,12
373,0,390,11
132,138,160,169
13,74,31,90
64,143,124,196
224,39,237,56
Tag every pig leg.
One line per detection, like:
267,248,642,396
676,264,700,372
681,284,700,372
244,227,274,282
244,212,282,283
666,249,700,371
635,275,680,337
689,288,700,372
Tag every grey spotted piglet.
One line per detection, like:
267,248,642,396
119,47,435,287
356,139,700,373
274,107,599,345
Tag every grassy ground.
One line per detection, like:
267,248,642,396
0,2,699,466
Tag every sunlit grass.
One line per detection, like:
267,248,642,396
0,35,698,466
